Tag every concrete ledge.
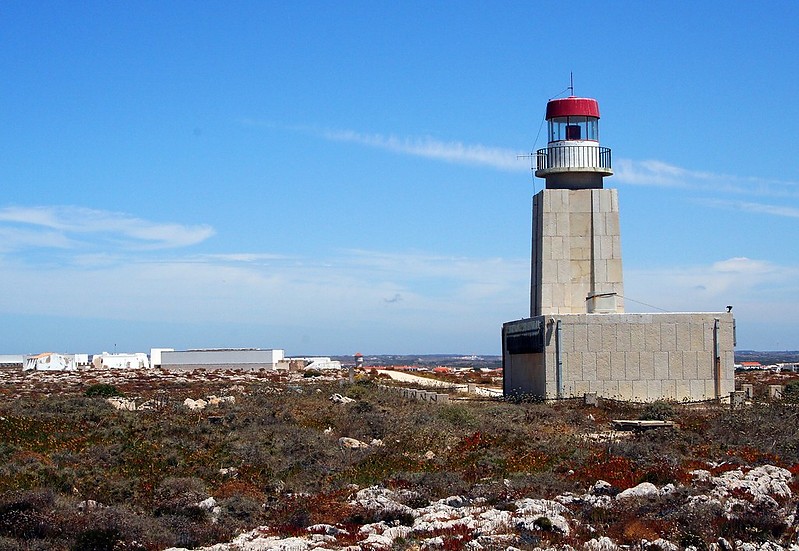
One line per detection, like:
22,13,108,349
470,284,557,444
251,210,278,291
535,167,613,177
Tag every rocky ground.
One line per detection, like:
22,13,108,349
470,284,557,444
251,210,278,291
0,365,303,398
166,464,798,551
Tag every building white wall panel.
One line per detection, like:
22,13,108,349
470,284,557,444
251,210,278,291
160,349,285,370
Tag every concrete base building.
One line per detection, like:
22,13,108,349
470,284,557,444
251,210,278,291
503,93,735,402
503,313,735,401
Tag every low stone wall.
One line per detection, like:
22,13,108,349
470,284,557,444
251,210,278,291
378,385,450,404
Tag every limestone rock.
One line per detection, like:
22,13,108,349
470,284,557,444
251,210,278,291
330,393,355,404
183,398,207,411
338,437,370,450
616,482,659,500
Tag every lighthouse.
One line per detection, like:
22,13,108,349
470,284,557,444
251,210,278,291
502,90,735,403
530,95,624,316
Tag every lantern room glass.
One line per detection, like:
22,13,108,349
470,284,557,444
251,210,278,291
548,116,598,142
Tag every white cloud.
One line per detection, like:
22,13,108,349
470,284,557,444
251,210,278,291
263,121,799,210
624,257,799,350
342,249,523,283
697,199,799,219
0,206,215,250
614,158,799,199
613,159,694,188
2,235,796,351
0,247,529,330
202,253,294,263
0,206,532,337
624,257,799,325
242,120,529,171
604,159,799,222
711,257,778,274
319,129,528,172
312,126,799,208
0,227,74,252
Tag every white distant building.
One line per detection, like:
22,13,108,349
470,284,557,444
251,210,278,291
290,357,342,371
149,348,175,369
159,348,285,371
24,353,77,371
93,352,150,369
0,355,24,368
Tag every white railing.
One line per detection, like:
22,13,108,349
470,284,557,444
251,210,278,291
536,145,612,171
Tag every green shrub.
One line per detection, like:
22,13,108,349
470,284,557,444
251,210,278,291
783,380,799,403
84,384,123,398
0,490,58,540
153,477,208,518
71,528,120,551
438,404,475,427
534,516,553,531
343,384,369,400
678,531,708,551
639,400,674,421
219,494,263,523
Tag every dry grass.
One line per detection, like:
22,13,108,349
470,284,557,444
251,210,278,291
0,369,796,549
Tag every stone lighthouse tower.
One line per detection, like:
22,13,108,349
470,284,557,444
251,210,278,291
531,95,624,316
502,90,736,402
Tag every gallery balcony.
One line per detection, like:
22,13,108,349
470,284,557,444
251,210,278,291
535,144,613,178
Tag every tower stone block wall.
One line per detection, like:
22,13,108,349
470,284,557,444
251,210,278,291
503,312,735,402
531,188,624,316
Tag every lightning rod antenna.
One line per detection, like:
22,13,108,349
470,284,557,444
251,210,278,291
569,72,574,96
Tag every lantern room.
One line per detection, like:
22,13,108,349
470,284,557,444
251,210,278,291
545,97,600,142
535,96,612,190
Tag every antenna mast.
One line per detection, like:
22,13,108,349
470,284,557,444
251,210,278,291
569,72,574,96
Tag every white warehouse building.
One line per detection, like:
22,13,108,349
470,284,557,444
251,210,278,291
156,348,285,371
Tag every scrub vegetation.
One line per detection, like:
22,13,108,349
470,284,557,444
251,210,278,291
0,370,798,550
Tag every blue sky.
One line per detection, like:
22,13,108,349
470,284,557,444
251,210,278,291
1,1,798,355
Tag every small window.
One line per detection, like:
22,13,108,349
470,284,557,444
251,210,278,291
549,116,599,142
586,118,598,140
